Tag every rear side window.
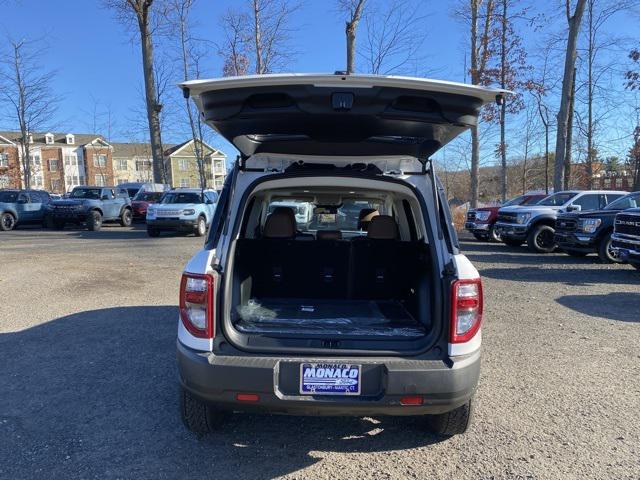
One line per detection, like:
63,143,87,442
573,194,599,210
604,194,625,206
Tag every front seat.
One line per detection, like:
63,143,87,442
357,208,379,231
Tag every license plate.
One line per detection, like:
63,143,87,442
300,363,361,395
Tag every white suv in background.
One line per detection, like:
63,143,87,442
146,188,218,237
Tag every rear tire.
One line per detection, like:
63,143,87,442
86,211,102,231
597,232,622,264
502,237,523,247
1,212,16,231
195,215,207,237
179,386,222,436
120,208,133,227
147,227,160,237
527,224,556,253
426,400,473,437
632,264,640,271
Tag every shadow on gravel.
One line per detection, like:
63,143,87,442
0,306,441,480
480,266,639,286
556,292,640,322
460,240,602,266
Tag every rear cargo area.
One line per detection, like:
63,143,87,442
231,237,432,341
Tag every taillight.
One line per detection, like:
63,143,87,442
450,278,483,343
179,273,215,338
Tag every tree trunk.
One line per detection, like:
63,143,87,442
499,0,508,202
345,0,366,74
253,0,264,74
553,0,587,192
138,14,165,184
470,0,479,207
564,67,576,190
586,0,594,189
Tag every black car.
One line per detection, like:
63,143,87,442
611,207,640,270
554,191,640,263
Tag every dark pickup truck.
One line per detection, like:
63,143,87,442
45,186,132,231
611,207,640,270
555,191,640,263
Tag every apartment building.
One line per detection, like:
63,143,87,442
0,132,227,192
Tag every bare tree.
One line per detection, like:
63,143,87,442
360,0,427,75
466,0,496,208
219,8,251,76
168,0,210,190
103,0,168,184
0,38,59,188
339,0,367,73
553,0,587,192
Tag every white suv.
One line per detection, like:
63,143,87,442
175,74,505,437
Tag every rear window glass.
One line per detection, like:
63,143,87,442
605,192,640,210
160,192,202,204
267,198,383,231
0,191,18,202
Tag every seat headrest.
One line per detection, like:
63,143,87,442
357,208,379,231
264,207,296,238
317,230,342,241
367,215,399,240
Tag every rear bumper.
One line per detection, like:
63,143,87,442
147,218,198,231
176,340,480,416
611,234,640,264
494,222,527,240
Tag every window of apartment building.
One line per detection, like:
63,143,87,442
615,178,623,188
64,155,78,166
214,160,224,173
0,175,9,188
178,159,189,171
45,133,54,144
215,179,223,190
136,159,152,171
49,159,59,171
66,175,80,185
30,154,41,166
66,134,74,145
117,159,128,170
93,154,108,168
0,153,8,168
603,178,612,188
95,174,107,186
32,175,43,188
179,178,190,187
51,179,61,191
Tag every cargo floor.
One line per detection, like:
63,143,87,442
235,298,426,338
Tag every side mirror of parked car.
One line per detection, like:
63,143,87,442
101,195,110,200
566,204,581,212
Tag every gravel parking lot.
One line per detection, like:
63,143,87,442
1,226,639,480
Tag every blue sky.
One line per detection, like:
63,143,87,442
1,0,638,165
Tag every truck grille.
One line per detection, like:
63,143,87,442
466,211,476,221
614,214,640,237
555,218,577,232
156,209,183,216
497,212,517,224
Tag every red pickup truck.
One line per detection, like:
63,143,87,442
465,193,547,241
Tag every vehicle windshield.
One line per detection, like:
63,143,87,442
503,195,525,207
536,192,577,206
126,188,139,198
160,192,202,204
0,191,19,202
604,192,640,210
70,188,101,199
134,191,163,202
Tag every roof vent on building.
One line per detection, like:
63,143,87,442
66,134,75,145
45,133,54,145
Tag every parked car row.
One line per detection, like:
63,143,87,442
0,183,218,237
466,189,640,269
